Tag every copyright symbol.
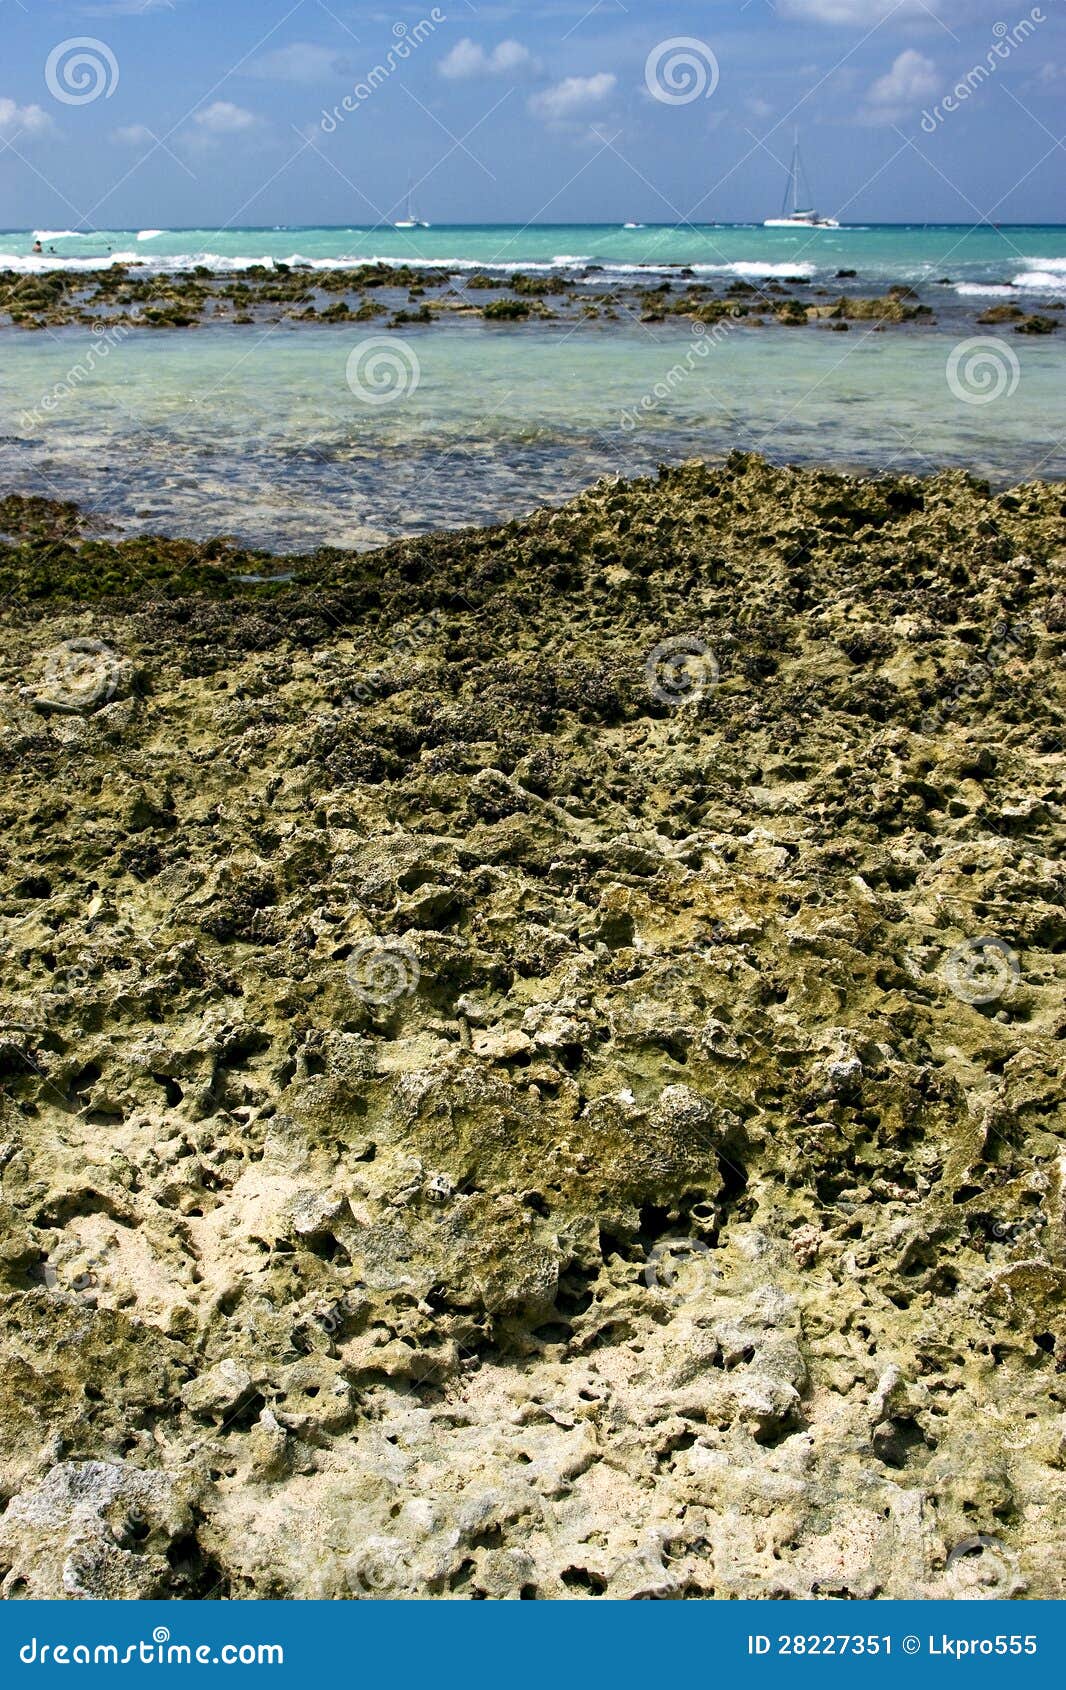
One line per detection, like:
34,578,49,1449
902,1637,921,1655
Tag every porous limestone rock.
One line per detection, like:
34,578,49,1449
0,455,1062,1598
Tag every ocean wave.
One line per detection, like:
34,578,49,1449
6,248,827,280
32,229,92,241
137,229,166,241
1012,269,1066,291
279,253,488,273
595,260,821,280
0,253,135,274
954,282,1017,297
594,265,699,284
0,248,826,281
691,261,817,278
222,252,489,272
5,242,1059,296
355,255,484,271
957,261,1066,294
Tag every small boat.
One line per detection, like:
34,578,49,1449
623,220,644,229
394,183,429,229
764,132,839,229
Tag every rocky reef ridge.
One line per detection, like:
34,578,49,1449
0,454,1063,1599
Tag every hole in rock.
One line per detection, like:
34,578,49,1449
561,1567,608,1594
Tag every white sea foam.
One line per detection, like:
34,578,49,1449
590,260,819,282
137,229,166,241
32,229,91,241
0,251,140,274
692,261,817,279
1012,270,1066,292
954,282,1017,297
0,248,827,281
599,263,677,277
594,259,818,281
955,260,1066,296
32,250,797,278
6,243,1062,298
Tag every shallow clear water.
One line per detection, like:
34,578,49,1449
3,315,1063,552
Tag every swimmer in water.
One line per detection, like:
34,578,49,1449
32,240,42,254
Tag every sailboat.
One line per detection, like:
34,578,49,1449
394,182,429,230
764,132,839,229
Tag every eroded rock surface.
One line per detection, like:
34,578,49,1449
0,455,1063,1598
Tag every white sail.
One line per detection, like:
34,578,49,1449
395,181,429,229
764,133,839,228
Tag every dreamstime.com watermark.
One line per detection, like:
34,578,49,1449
345,939,421,1007
45,37,119,106
19,1630,282,1667
351,609,442,704
989,1210,1045,1247
620,316,737,432
920,10,1045,133
320,11,446,132
946,336,1021,406
340,1542,414,1595
40,637,123,710
346,336,421,405
45,914,154,1008
645,37,720,106
918,616,1026,734
942,935,1020,1006
943,1533,1023,1598
20,325,130,430
645,634,720,707
644,1236,720,1299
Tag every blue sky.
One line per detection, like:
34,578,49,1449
1,0,1063,228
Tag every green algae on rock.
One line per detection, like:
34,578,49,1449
0,454,1063,1599
0,263,957,336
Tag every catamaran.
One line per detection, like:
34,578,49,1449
764,133,839,229
395,183,429,230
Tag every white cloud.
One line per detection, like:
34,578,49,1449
193,100,257,134
244,43,349,84
119,1,176,9
439,38,534,79
66,0,180,13
1029,61,1066,90
0,98,54,137
529,72,616,122
112,123,156,145
780,0,936,20
861,48,939,121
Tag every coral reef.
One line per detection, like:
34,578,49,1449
0,454,1063,1599
6,260,1060,336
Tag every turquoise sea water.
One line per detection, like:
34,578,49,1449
3,223,1066,294
2,225,1065,548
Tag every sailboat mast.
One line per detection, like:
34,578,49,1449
782,131,800,218
764,127,837,226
